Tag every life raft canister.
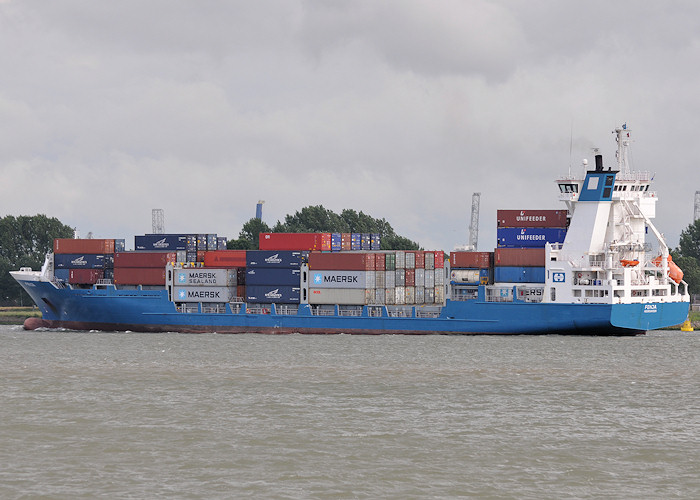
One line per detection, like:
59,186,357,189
652,255,684,284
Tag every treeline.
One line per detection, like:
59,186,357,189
0,215,74,305
672,218,700,296
227,205,420,251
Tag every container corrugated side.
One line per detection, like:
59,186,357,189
405,286,415,304
385,270,396,288
497,209,568,228
375,253,386,271
308,252,373,271
246,267,301,286
424,251,435,270
405,252,416,269
308,288,366,305
54,254,107,269
69,269,104,284
54,269,70,282
114,252,176,268
415,268,425,287
374,288,385,304
415,287,425,304
424,269,435,288
450,251,493,269
385,288,396,305
309,270,367,289
494,266,545,283
135,234,188,251
258,233,321,251
204,250,247,268
405,268,415,287
173,286,234,303
415,251,425,269
494,248,545,267
246,250,302,268
496,228,567,248
114,267,166,285
53,238,115,254
246,285,300,303
173,268,237,287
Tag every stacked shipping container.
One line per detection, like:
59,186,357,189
245,250,303,304
260,232,381,251
53,239,119,285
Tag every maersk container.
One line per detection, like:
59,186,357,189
114,267,166,285
405,286,415,305
173,286,233,303
309,270,367,289
246,267,301,286
395,251,405,269
308,252,373,271
415,268,425,288
69,269,104,284
405,268,415,287
395,268,405,286
331,233,342,252
494,248,545,267
53,238,115,254
135,234,188,251
494,266,546,283
246,250,302,268
308,288,365,305
246,285,300,304
204,250,247,268
174,268,237,287
385,270,396,288
497,209,568,228
114,252,176,268
450,251,493,269
54,254,106,269
496,228,567,248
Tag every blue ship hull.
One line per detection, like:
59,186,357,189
18,280,689,336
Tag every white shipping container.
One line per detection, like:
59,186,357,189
365,289,374,304
395,269,405,286
451,269,480,283
415,287,425,304
385,288,396,305
385,270,395,288
435,269,445,286
415,268,425,287
173,286,234,303
173,268,236,287
176,250,187,263
395,251,405,269
366,270,376,290
395,286,405,305
375,288,385,304
376,270,386,288
309,270,366,289
435,286,445,304
424,269,435,288
425,287,435,303
308,288,367,305
405,286,415,305
425,251,435,270
405,252,415,269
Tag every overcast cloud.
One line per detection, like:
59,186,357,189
2,1,699,251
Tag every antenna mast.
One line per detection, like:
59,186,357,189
468,192,480,251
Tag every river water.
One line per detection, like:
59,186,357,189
1,325,698,499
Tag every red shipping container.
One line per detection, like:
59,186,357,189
405,268,415,287
341,233,352,251
54,238,115,254
434,251,445,268
114,252,176,268
415,251,425,269
308,252,374,271
69,268,104,284
236,285,246,300
321,233,332,251
259,232,321,251
494,248,545,267
204,250,247,268
114,267,166,285
497,210,568,228
450,251,493,269
375,253,386,271
196,251,205,262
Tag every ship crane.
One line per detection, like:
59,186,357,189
468,192,480,251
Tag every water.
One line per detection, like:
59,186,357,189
1,326,698,499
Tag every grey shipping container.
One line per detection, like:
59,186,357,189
415,268,425,287
385,288,396,305
395,251,405,269
424,269,435,288
405,286,415,305
309,270,367,289
374,288,385,304
385,270,396,288
173,286,233,303
415,287,425,304
375,271,386,288
395,286,405,305
395,268,405,286
173,268,236,287
308,288,367,305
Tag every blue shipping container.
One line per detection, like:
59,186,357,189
361,233,371,250
246,250,302,268
496,228,567,248
331,233,342,252
494,266,545,283
54,269,70,282
54,254,107,269
115,239,126,252
246,267,301,286
246,285,300,304
371,233,381,250
351,233,361,251
135,234,188,251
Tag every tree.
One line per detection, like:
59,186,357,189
677,219,700,261
227,218,271,250
0,215,74,305
673,219,700,296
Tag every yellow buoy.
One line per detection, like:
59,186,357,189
681,318,694,332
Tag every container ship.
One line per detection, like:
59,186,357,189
11,126,690,335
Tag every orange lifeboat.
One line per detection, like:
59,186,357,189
620,259,639,267
652,255,684,284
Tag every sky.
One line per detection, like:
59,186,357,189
2,1,699,252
